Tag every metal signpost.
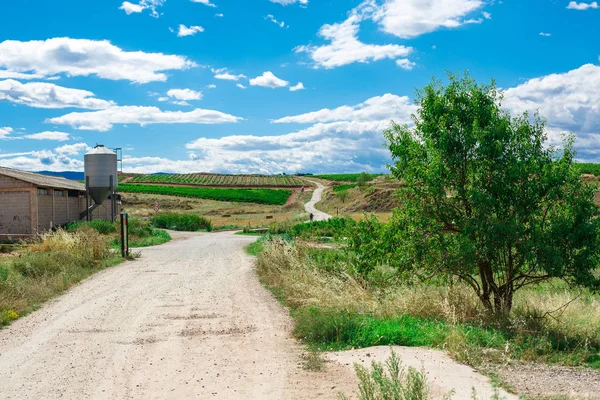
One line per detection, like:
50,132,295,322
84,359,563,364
120,213,129,258
154,201,160,213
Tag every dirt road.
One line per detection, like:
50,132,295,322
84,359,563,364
0,231,516,399
304,180,332,221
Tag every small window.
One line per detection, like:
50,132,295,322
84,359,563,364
54,190,64,197
37,188,49,196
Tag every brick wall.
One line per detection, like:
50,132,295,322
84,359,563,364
0,191,31,235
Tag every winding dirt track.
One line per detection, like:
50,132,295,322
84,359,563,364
0,231,516,399
304,180,332,221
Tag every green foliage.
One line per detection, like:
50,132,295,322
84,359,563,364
314,173,380,182
574,163,600,176
356,171,375,187
332,183,357,192
289,217,356,239
362,72,600,315
66,220,117,235
127,229,171,248
119,183,292,205
151,213,213,232
338,350,442,400
0,265,8,281
0,229,121,327
336,190,349,203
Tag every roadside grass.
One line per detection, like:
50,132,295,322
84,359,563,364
255,238,600,370
151,213,212,232
0,229,123,327
67,218,172,249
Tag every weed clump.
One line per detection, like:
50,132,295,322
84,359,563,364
255,238,600,369
151,213,213,232
0,229,118,326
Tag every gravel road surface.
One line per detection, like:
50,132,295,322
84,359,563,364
0,231,518,399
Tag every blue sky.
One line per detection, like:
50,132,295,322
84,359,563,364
0,0,599,174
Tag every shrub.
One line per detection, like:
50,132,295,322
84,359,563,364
337,190,349,203
66,220,116,235
151,213,213,232
339,350,440,400
333,184,357,192
356,171,374,187
289,217,356,239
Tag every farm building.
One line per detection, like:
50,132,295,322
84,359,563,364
0,167,117,239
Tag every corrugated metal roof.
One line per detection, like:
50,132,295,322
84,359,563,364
0,167,85,191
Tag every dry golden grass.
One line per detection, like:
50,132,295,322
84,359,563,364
257,239,600,355
0,229,120,326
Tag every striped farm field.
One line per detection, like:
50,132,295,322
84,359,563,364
125,173,306,187
118,184,292,205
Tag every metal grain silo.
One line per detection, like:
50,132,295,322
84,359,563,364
83,145,118,221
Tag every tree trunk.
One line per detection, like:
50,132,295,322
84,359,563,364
493,283,514,315
477,261,514,316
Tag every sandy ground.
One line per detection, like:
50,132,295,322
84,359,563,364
0,231,517,399
304,180,332,221
499,363,600,399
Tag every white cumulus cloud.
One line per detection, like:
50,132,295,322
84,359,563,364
269,0,308,5
372,0,485,38
47,105,243,131
296,6,412,69
566,1,599,10
249,71,289,88
191,0,216,7
289,82,305,91
24,131,70,141
0,38,196,84
0,79,115,109
212,68,246,81
167,88,203,101
273,93,416,124
177,24,204,37
0,127,14,140
236,83,247,89
119,0,165,17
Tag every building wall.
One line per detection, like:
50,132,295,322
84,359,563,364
0,191,32,235
54,191,68,226
0,175,33,189
37,191,54,232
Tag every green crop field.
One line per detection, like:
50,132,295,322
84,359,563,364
118,184,292,205
125,173,306,187
575,163,600,176
313,173,381,182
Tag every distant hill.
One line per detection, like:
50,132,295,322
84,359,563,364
37,171,84,181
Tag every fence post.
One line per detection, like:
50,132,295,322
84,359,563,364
121,213,129,258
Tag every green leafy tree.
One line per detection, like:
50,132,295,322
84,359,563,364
337,189,349,203
356,172,374,187
367,73,600,315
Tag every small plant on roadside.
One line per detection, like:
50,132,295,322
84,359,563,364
301,350,325,372
338,350,452,400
